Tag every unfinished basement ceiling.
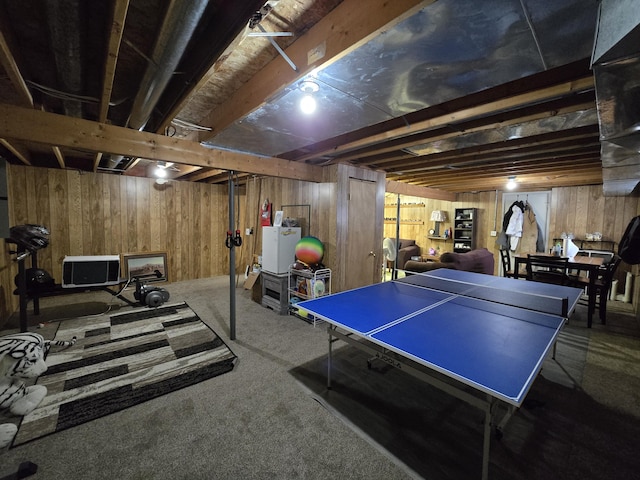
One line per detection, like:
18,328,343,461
203,0,597,157
1,0,636,194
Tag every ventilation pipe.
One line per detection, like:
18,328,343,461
127,0,208,130
46,0,83,118
591,0,640,195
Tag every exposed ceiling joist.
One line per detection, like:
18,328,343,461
98,0,130,123
0,0,635,194
0,104,323,182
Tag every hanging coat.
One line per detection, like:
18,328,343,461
519,204,539,253
505,205,523,251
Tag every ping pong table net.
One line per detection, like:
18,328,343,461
401,274,571,319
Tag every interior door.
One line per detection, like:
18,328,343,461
345,178,378,291
501,191,551,273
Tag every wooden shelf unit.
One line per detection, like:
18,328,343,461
453,208,477,253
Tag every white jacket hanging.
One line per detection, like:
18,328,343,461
505,205,523,250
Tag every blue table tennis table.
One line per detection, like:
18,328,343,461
296,268,583,480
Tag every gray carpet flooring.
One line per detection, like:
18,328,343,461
1,276,639,480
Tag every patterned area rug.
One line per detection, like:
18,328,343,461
12,302,236,447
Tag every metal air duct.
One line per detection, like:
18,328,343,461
591,0,640,195
127,0,208,131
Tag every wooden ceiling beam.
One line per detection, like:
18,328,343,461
197,0,434,142
202,171,251,184
373,126,600,170
182,168,227,182
52,145,65,168
99,0,129,123
394,150,601,181
0,14,36,167
0,138,31,165
333,102,597,164
296,76,595,162
431,175,604,191
0,104,323,182
0,23,32,106
399,169,603,191
422,168,603,191
381,139,600,174
425,169,602,190
401,154,602,180
425,164,604,183
409,160,603,184
385,179,456,201
0,21,76,172
349,133,598,172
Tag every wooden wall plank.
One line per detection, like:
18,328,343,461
1,165,248,320
136,177,151,252
574,185,589,239
50,170,71,264
179,182,191,280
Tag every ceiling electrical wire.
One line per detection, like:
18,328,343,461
26,80,128,106
170,118,212,131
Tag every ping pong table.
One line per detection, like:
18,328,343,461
295,268,583,480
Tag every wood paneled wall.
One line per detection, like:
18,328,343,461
389,186,640,313
3,163,639,325
383,191,498,257
245,164,386,292
243,175,337,286
1,165,248,324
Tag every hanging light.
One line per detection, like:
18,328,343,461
300,95,316,114
299,80,319,115
154,161,174,178
506,176,517,190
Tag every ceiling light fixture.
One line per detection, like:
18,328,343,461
299,80,319,115
506,176,517,190
154,161,174,178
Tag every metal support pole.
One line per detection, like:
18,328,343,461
394,193,400,279
228,171,236,340
17,247,28,332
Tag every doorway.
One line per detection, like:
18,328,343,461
501,191,551,274
345,178,378,291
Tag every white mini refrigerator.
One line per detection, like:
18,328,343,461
262,226,301,274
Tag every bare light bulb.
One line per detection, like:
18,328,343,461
300,94,316,114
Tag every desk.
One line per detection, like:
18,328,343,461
513,253,604,328
296,268,582,480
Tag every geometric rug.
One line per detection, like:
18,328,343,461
12,302,237,447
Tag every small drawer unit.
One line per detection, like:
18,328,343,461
261,271,289,315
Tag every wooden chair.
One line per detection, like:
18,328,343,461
525,254,570,285
573,255,622,324
499,248,516,278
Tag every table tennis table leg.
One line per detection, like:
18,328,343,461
327,326,333,389
482,402,492,480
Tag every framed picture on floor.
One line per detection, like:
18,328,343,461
122,252,168,283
